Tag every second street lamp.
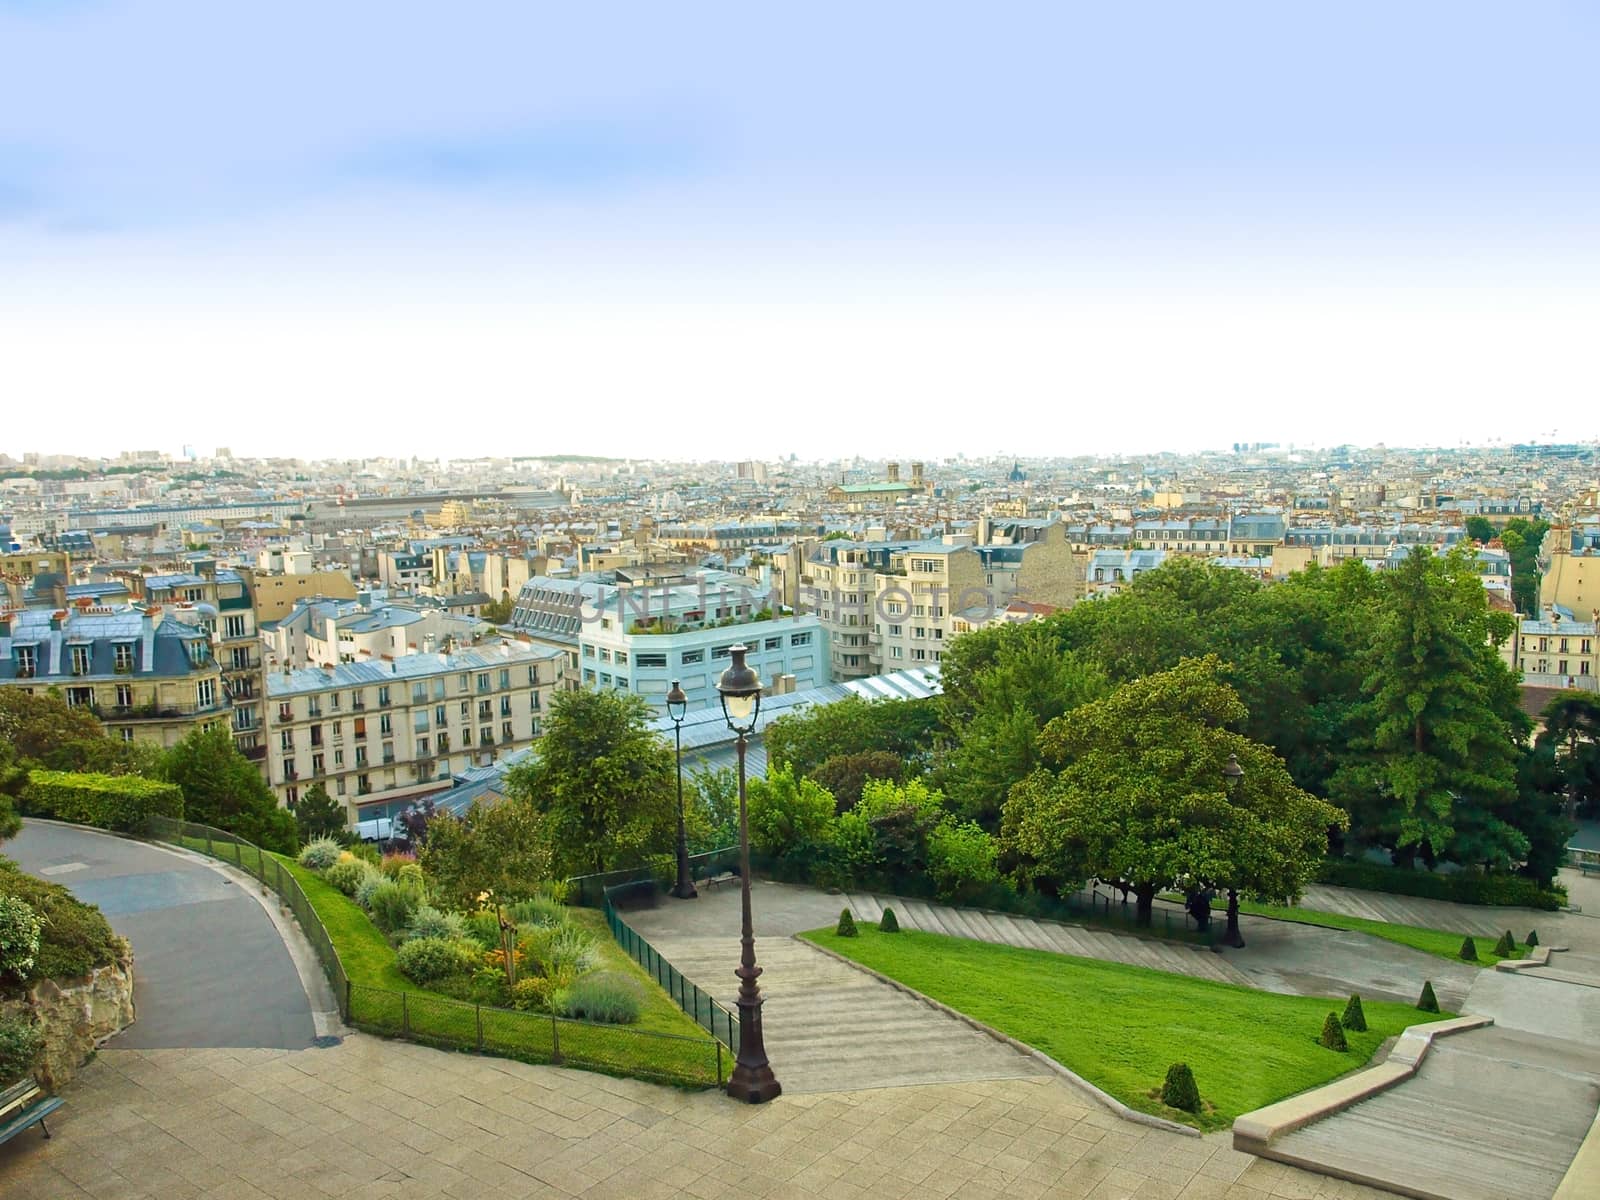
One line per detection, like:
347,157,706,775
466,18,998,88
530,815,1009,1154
716,645,781,1104
667,680,696,900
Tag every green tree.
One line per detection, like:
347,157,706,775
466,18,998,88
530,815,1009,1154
0,688,105,768
764,695,939,778
294,782,348,842
479,591,515,623
503,689,676,876
746,764,836,861
688,764,739,850
416,797,551,911
1463,516,1495,544
1499,518,1550,615
1535,691,1600,816
810,751,904,813
159,724,299,853
1328,546,1528,867
1002,658,1341,927
935,621,1107,828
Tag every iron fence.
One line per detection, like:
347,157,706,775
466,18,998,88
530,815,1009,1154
604,884,740,1051
567,846,739,908
143,816,725,1088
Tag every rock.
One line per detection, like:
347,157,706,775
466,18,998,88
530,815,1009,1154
0,940,135,1090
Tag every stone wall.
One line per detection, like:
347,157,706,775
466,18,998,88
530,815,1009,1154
1,941,135,1090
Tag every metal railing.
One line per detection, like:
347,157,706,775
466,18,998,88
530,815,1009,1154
566,845,739,908
144,816,725,1087
603,883,740,1052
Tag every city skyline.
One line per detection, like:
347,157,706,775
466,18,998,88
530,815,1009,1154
3,2,1598,459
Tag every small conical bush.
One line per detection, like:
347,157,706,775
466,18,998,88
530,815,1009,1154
1527,929,1539,948
1417,980,1439,1012
836,908,858,937
1160,1062,1200,1112
879,907,900,933
1459,936,1478,962
1319,1012,1348,1052
1342,993,1367,1033
1494,931,1515,956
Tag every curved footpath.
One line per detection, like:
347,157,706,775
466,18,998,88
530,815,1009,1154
4,820,322,1050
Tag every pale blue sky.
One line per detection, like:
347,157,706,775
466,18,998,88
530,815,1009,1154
2,2,1597,460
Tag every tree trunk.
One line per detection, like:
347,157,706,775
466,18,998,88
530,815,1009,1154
1134,884,1155,928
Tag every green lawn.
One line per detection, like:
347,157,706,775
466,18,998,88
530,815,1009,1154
1161,892,1527,966
804,925,1436,1131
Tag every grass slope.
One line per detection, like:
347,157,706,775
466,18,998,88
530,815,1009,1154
1216,895,1525,966
804,925,1434,1131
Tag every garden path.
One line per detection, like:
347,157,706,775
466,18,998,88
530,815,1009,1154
7,819,323,1050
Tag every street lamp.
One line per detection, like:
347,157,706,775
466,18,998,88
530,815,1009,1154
1222,753,1246,949
666,680,696,900
716,645,781,1103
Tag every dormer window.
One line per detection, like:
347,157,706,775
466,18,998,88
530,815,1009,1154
14,644,36,678
114,642,135,673
70,644,91,676
187,640,209,667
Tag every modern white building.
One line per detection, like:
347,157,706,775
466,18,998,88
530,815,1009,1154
510,566,831,712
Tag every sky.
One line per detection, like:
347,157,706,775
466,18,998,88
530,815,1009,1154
1,2,1598,462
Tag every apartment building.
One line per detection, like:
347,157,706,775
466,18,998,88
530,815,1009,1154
138,561,265,761
1516,607,1599,692
265,593,482,670
0,604,229,748
264,641,564,820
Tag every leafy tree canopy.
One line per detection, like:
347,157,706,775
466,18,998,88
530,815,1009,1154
159,723,298,853
764,694,938,779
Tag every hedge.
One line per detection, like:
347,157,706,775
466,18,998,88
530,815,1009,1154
0,858,122,986
21,769,183,833
1316,860,1565,911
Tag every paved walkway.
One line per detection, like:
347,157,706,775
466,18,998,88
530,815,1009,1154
6,821,320,1050
0,1039,1403,1199
626,882,1048,1094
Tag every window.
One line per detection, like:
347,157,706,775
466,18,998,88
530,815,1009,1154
353,717,367,740
334,749,344,767
71,644,91,676
113,642,134,672
197,679,216,708
582,645,596,659
380,713,393,735
499,669,511,689
336,778,346,796
286,785,298,805
378,685,391,706
599,673,612,686
502,720,514,743
284,758,297,780
330,691,341,711
435,704,447,726
891,646,902,659
613,651,628,667
460,701,470,719
636,652,667,668
310,725,323,747
224,615,247,639
13,645,35,678
231,647,251,671
386,741,399,763
67,686,94,708
913,648,926,661
312,752,324,775
599,648,612,663
358,774,371,795
477,673,492,693
119,727,133,743
790,632,811,647
481,725,494,747
411,682,427,703
281,730,294,750
680,650,703,665
711,645,732,660
355,746,368,767
765,637,781,650
888,624,902,636
478,699,493,720
911,558,941,574
459,673,470,692
500,696,512,717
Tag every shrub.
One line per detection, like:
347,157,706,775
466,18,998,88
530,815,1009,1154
509,975,558,1012
505,894,567,929
1417,980,1439,1013
379,852,416,879
1527,929,1539,948
354,872,390,910
395,863,426,893
1342,994,1367,1033
926,820,1000,902
21,770,183,832
556,972,643,1024
810,751,905,813
1315,859,1564,910
1494,931,1515,956
406,905,467,943
0,896,42,983
1459,937,1478,962
344,841,381,867
462,909,504,950
521,923,597,978
368,882,420,935
298,837,344,871
0,1015,43,1087
837,909,858,937
879,907,900,933
325,859,375,897
396,937,476,985
1319,1012,1348,1052
747,765,836,861
0,859,119,983
1160,1062,1200,1112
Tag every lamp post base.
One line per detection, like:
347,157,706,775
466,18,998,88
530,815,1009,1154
672,879,698,900
727,1062,782,1104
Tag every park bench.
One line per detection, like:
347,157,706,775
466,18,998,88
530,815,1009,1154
1579,859,1600,877
699,867,739,891
0,1077,63,1147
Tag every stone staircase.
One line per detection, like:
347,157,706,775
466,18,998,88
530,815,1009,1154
837,892,1256,988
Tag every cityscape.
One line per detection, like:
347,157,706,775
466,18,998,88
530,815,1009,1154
5,2,1600,1199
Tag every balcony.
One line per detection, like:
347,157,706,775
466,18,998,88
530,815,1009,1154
241,745,267,762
